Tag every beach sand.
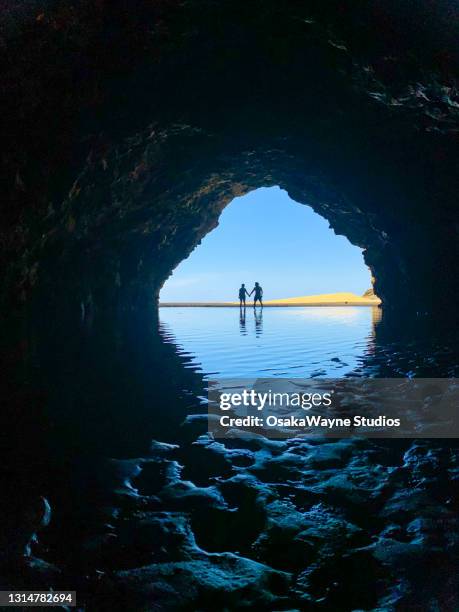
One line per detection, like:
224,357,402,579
160,292,381,307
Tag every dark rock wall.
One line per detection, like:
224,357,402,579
1,1,458,320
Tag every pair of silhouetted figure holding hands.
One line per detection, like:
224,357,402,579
239,282,263,308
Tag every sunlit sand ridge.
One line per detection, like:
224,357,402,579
264,292,381,306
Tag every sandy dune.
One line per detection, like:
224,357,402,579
264,292,381,306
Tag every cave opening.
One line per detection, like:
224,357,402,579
160,186,374,304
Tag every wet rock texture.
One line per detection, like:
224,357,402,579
14,426,459,610
0,1,458,319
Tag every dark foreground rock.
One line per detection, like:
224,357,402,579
5,423,458,611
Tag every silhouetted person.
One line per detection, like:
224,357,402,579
250,282,263,308
239,283,249,307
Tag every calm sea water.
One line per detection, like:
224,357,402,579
159,306,382,379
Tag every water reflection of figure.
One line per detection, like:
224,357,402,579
250,282,263,308
239,306,247,335
254,308,263,337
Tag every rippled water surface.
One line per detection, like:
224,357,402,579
159,306,381,378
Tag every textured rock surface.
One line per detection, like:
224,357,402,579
12,424,459,610
0,1,458,321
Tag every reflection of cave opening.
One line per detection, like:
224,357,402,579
160,186,374,303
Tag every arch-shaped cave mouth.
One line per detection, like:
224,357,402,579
9,99,456,326
0,0,457,328
160,186,374,305
33,121,451,329
21,136,441,327
2,0,458,323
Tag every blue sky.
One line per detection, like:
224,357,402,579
160,187,371,302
